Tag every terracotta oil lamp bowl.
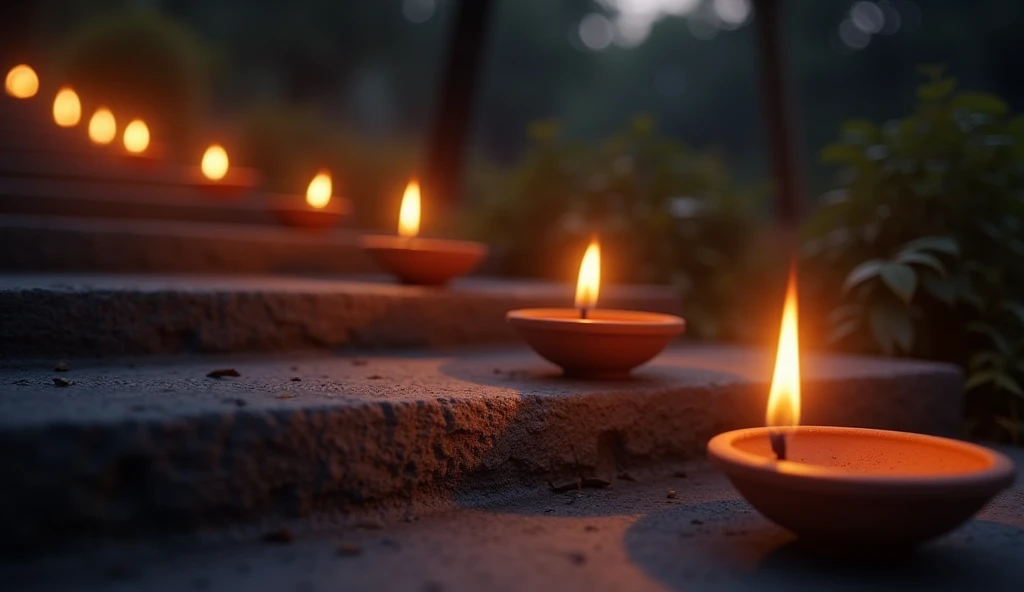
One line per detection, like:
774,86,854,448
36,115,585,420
359,180,487,286
506,240,685,379
187,144,260,199
708,267,1016,550
709,426,1014,549
269,170,350,231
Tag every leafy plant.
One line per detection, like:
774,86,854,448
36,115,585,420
805,70,1024,441
467,116,764,340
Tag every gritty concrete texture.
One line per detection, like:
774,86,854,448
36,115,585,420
0,346,961,552
3,448,1021,592
0,272,681,356
0,215,375,275
0,177,274,225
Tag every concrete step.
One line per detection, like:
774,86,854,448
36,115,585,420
0,273,680,356
0,346,962,553
0,177,276,225
4,450,1022,592
0,216,375,276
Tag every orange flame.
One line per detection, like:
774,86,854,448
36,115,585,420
766,266,801,429
574,240,601,310
52,87,81,127
201,145,229,180
306,171,332,209
398,180,420,237
5,65,38,98
123,119,150,153
88,107,116,145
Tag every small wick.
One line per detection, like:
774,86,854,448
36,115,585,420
769,431,787,461
580,308,588,320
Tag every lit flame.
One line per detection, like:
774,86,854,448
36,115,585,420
306,171,332,209
52,87,81,127
5,65,38,98
123,119,150,153
88,107,116,145
398,180,420,238
574,240,601,310
766,266,801,429
201,144,229,180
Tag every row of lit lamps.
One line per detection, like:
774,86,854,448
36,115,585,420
3,64,348,210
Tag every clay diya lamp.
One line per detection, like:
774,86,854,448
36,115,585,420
359,179,488,286
187,144,260,199
268,170,350,232
506,240,686,379
707,267,1015,550
5,64,39,99
118,118,166,165
87,106,118,147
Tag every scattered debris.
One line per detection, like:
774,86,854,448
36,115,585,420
567,552,587,565
548,477,610,494
351,359,369,367
290,377,302,382
207,368,240,379
673,470,689,479
584,525,599,532
337,542,363,557
54,361,70,372
13,379,30,386
666,489,677,500
222,398,247,407
53,377,74,387
277,394,295,400
356,519,384,530
690,519,704,525
617,472,636,482
544,508,555,514
263,527,294,544
367,374,384,380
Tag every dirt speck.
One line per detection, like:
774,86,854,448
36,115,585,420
277,393,295,399
690,519,704,525
207,368,240,379
290,377,302,382
54,361,70,372
584,525,599,532
367,374,384,380
568,552,587,565
337,542,363,556
53,377,74,387
673,470,688,479
666,489,677,499
263,527,294,544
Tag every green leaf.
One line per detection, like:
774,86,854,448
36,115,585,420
895,251,945,274
920,274,956,305
950,92,1009,117
900,236,959,256
995,374,1024,398
820,143,865,164
869,302,914,354
967,322,1013,355
843,259,884,294
880,263,918,304
1001,301,1024,326
965,369,999,391
916,77,956,101
969,351,1002,371
829,318,861,344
